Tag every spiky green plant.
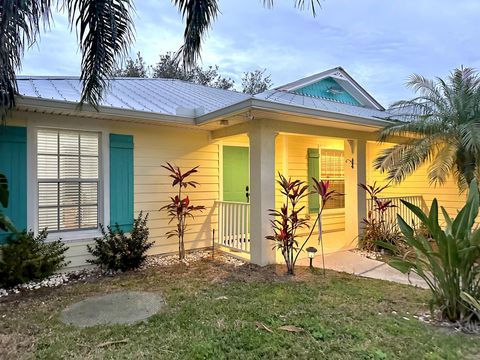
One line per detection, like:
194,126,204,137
381,180,480,324
0,1,320,121
0,228,69,287
375,67,480,191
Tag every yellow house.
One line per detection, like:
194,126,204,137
0,67,467,268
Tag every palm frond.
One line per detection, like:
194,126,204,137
65,0,134,106
0,0,51,122
379,115,446,142
375,137,438,184
380,67,480,189
173,0,219,69
373,143,409,174
427,143,456,186
263,0,322,16
459,121,480,154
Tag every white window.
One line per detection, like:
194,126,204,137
320,149,345,209
37,129,100,232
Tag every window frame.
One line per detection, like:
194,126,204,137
29,125,107,242
319,148,345,211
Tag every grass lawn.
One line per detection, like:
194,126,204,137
0,256,478,360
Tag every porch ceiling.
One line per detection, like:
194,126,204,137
210,116,382,141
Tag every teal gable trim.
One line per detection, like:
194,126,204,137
294,77,361,106
0,126,27,243
109,134,134,232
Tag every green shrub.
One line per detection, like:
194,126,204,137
0,229,69,287
87,212,152,271
382,180,480,324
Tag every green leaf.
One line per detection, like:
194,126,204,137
441,206,452,234
388,259,414,274
375,241,398,253
397,215,414,238
470,229,480,246
427,199,442,236
401,199,429,224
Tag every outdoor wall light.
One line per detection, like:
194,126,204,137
306,246,318,269
346,158,354,169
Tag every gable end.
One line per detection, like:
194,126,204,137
293,77,361,106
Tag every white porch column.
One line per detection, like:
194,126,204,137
344,139,367,246
248,122,277,266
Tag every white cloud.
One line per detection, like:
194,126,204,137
20,0,480,105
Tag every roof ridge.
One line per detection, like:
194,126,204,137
15,76,250,96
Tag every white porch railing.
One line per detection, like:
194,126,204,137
215,201,250,253
366,195,427,228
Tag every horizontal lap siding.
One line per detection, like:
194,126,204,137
275,134,347,255
62,122,219,268
366,142,467,220
280,134,345,229
114,124,219,258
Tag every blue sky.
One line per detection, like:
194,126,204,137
20,0,480,107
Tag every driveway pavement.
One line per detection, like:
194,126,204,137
298,250,428,289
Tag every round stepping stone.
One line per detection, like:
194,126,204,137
60,291,164,328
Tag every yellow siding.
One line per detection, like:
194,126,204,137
107,122,219,259
366,142,467,218
10,112,220,269
280,134,345,232
274,134,349,259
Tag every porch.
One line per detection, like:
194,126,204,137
209,118,425,265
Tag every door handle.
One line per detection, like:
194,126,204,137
246,186,250,203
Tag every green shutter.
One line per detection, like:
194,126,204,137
0,126,27,243
109,134,134,232
307,148,319,213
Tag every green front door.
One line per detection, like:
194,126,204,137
223,146,249,202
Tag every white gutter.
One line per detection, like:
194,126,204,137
15,96,195,126
16,95,394,130
195,98,394,128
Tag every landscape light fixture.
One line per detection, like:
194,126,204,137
306,246,318,269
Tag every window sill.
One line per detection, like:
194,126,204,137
46,229,102,243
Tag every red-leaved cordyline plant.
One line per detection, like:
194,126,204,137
266,173,341,275
358,181,390,201
160,163,205,260
359,182,401,252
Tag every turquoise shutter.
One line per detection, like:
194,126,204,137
109,134,134,232
0,126,27,243
307,148,319,213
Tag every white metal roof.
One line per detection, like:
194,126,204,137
15,73,391,125
254,89,388,121
16,77,251,117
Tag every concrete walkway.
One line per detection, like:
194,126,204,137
298,250,428,289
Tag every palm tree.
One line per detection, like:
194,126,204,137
374,67,480,191
0,0,320,120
